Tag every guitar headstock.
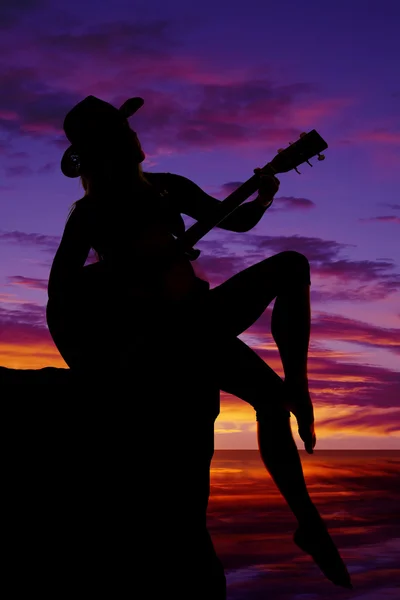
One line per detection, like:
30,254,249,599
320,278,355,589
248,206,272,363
268,130,328,174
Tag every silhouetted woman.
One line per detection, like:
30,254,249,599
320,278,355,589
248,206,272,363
47,95,352,590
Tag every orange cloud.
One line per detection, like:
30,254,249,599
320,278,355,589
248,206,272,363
215,396,400,450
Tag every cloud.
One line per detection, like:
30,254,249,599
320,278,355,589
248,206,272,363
0,286,399,425
215,183,316,211
248,309,400,358
0,0,46,29
37,161,57,173
4,165,33,177
379,202,400,211
218,182,248,197
246,233,354,262
0,13,348,159
0,67,76,138
41,20,177,57
1,225,399,304
313,259,400,301
356,128,400,145
7,276,48,291
0,230,59,254
239,324,400,413
269,196,315,211
0,64,318,158
360,215,400,224
0,300,46,328
288,97,354,128
315,402,400,434
312,312,400,354
337,126,400,174
235,338,400,413
196,231,400,301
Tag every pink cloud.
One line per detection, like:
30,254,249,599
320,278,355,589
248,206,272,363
312,312,400,354
360,215,400,224
2,226,399,304
356,129,400,145
7,276,48,291
289,98,354,128
193,231,399,301
336,127,400,175
248,309,400,357
22,122,62,135
0,19,347,158
0,110,18,120
247,343,400,412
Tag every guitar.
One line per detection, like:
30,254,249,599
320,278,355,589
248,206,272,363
158,128,328,300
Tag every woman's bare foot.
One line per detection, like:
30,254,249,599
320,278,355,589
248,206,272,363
294,517,353,589
283,380,316,454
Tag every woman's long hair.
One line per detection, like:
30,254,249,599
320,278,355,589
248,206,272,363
66,158,154,263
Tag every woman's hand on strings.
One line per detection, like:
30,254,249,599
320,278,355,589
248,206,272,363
254,168,280,208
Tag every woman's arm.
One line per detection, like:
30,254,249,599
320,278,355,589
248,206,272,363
165,172,271,233
48,203,91,299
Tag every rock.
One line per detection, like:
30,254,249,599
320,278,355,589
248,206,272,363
2,360,226,598
0,365,72,385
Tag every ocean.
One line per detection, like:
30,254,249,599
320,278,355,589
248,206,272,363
208,450,400,599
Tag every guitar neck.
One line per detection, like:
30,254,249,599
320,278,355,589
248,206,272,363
180,162,276,251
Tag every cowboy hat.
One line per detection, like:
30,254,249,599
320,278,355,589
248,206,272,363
60,95,144,178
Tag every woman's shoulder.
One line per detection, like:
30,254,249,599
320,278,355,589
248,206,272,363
143,171,194,197
70,195,90,208
143,171,169,180
143,171,171,189
65,195,92,224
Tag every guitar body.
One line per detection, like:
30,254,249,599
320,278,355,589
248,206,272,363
46,233,204,370
131,222,202,303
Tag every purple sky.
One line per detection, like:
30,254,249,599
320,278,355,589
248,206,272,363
0,0,399,448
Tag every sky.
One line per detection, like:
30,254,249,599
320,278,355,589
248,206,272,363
0,0,399,449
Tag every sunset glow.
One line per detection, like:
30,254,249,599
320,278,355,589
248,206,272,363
0,1,398,450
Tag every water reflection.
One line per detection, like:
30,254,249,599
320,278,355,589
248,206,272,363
208,450,400,599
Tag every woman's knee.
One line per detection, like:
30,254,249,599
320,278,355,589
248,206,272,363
274,251,311,287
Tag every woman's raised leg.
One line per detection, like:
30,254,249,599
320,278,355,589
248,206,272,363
204,250,315,450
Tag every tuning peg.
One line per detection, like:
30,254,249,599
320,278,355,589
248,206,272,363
277,148,284,153
317,153,325,161
299,132,307,138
